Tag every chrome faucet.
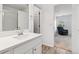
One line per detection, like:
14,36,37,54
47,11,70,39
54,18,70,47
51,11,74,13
18,31,23,35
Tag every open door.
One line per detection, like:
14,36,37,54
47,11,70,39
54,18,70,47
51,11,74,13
34,6,40,33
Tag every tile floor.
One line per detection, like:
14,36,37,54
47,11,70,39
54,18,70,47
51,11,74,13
55,34,71,50
42,34,72,54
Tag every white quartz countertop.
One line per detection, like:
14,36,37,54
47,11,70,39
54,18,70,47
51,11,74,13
0,32,42,53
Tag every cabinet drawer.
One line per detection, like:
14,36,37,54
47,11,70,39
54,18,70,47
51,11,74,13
24,49,32,54
1,50,14,54
14,37,42,54
33,43,42,54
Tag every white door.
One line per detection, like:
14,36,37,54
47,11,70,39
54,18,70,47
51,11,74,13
18,11,28,30
34,6,40,33
34,12,40,33
24,49,32,54
33,44,42,54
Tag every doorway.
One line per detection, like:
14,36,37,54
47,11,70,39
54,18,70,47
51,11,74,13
54,4,72,54
34,6,40,33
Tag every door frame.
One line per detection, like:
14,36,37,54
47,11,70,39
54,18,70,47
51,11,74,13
34,6,41,33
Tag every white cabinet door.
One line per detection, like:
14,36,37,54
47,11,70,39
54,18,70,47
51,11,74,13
1,50,14,54
24,49,32,54
33,44,42,54
14,43,31,54
14,36,42,54
23,44,42,54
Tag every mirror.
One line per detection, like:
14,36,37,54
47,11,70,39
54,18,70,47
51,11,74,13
2,4,29,31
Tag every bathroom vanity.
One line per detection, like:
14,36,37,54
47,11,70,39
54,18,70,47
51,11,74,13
0,4,43,54
0,32,42,54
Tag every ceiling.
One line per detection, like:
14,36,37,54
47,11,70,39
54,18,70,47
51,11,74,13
3,4,58,10
36,4,57,9
55,4,72,12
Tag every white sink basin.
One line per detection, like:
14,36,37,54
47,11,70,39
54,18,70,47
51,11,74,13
14,34,30,39
13,33,34,40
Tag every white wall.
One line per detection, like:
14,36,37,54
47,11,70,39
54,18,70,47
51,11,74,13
0,5,2,32
29,4,34,32
40,5,55,47
55,4,72,35
55,4,72,16
72,5,79,53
